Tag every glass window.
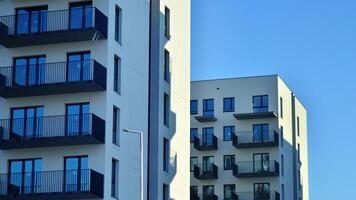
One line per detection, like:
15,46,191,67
280,126,284,147
163,184,169,200
297,117,300,136
190,100,198,115
9,159,42,194
280,97,283,118
190,157,198,172
164,93,170,127
253,95,268,112
115,6,122,44
164,50,170,83
223,97,235,112
67,52,91,82
66,103,90,136
281,154,284,177
64,156,88,192
224,184,235,199
11,106,44,139
254,183,270,199
164,7,170,39
190,128,198,143
202,156,214,172
113,107,120,146
282,184,285,200
223,155,235,170
16,6,48,35
223,126,235,141
114,55,121,94
111,159,119,198
253,124,270,143
253,153,270,173
202,127,214,145
203,185,214,198
14,56,46,86
298,143,301,162
203,99,214,116
190,186,198,196
69,2,93,29
163,138,170,172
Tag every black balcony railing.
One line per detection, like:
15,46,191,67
0,59,107,98
193,163,218,180
0,169,103,200
233,111,278,120
224,193,238,200
193,134,218,151
0,113,105,149
203,194,218,200
232,161,279,178
234,191,280,200
0,7,108,48
232,131,279,149
190,193,200,200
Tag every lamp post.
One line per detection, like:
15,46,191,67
123,129,143,200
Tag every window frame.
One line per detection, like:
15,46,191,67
163,137,170,172
164,49,170,83
253,95,269,113
112,106,120,146
190,128,198,143
111,158,119,198
223,97,235,112
203,99,214,116
223,126,235,141
190,157,198,172
223,155,235,170
164,6,170,39
190,100,198,115
163,93,170,127
115,5,122,44
113,55,121,94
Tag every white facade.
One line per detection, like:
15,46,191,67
0,0,190,200
190,75,309,200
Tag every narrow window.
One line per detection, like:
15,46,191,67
281,154,284,176
297,117,300,136
190,186,198,197
164,49,170,83
203,185,214,198
164,93,170,127
190,128,198,143
115,6,122,44
190,157,198,172
298,143,301,162
253,95,268,112
223,126,235,141
114,55,121,94
280,126,284,147
280,97,283,118
113,107,120,146
223,97,235,112
163,184,169,200
163,137,170,172
190,100,198,115
111,159,119,198
298,170,302,190
224,184,236,199
282,184,285,200
203,99,214,116
164,7,170,39
223,155,235,170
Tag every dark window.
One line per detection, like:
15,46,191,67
297,117,300,136
298,143,301,162
298,170,302,190
223,97,235,112
253,95,268,112
69,2,93,30
11,106,44,139
280,126,284,147
67,51,91,82
202,127,214,145
253,124,270,143
190,100,198,115
16,6,48,35
164,50,170,83
115,5,122,44
223,155,235,170
164,93,170,127
190,128,198,143
113,107,120,146
190,186,198,196
114,55,121,94
280,97,283,118
223,126,235,141
224,184,236,199
64,156,88,192
282,184,285,200
203,185,214,198
254,183,270,199
13,55,46,86
9,158,42,194
202,156,214,170
163,138,170,172
164,7,170,39
190,157,198,172
203,99,214,116
253,153,270,173
281,154,284,177
111,159,119,198
163,184,169,200
66,103,89,136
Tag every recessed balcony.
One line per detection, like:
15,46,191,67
233,111,277,120
193,163,218,180
234,191,280,200
193,135,218,151
0,169,104,200
0,113,105,150
232,130,279,149
232,161,280,178
0,7,108,48
0,59,107,98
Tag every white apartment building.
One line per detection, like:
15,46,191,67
0,0,190,200
190,75,309,200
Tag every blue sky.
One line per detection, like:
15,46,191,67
191,0,356,199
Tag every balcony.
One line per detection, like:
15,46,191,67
233,111,277,120
193,135,218,151
0,59,107,98
0,113,105,150
193,164,218,180
0,169,104,200
0,7,107,48
234,191,280,200
232,131,279,149
190,193,200,200
232,161,280,178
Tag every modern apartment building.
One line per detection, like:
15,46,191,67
0,0,190,200
190,75,309,200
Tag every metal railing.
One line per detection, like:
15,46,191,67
233,161,279,175
0,60,105,88
232,130,279,145
0,114,104,141
0,7,107,36
193,163,218,178
235,191,280,200
194,134,218,149
0,169,103,196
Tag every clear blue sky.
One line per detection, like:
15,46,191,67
191,0,356,199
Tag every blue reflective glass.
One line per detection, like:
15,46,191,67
223,98,235,112
190,128,198,143
203,99,214,116
202,127,213,145
223,126,235,141
190,100,198,114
